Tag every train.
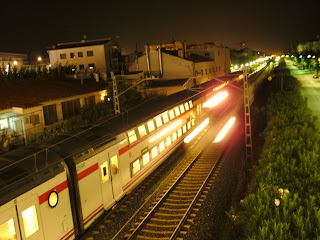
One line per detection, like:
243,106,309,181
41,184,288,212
0,82,228,240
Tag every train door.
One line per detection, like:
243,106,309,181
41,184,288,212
17,194,44,239
109,150,123,201
0,205,21,240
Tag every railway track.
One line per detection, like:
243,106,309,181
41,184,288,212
125,142,224,240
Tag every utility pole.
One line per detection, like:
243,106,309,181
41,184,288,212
243,67,253,163
111,72,120,114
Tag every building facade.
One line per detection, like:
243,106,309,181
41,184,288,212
0,52,28,71
47,38,122,80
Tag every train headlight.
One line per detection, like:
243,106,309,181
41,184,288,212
48,191,59,208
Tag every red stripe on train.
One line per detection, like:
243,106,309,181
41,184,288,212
39,181,68,205
77,163,99,181
83,204,104,225
60,228,74,240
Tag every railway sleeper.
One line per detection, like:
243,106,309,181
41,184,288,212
141,229,174,235
175,186,201,190
150,218,181,222
155,212,184,217
136,236,170,240
159,207,187,212
172,190,198,194
163,202,191,207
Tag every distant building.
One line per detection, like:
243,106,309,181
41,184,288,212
296,40,320,53
0,78,107,148
47,38,122,80
0,52,28,71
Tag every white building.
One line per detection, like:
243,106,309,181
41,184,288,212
0,52,28,71
47,38,121,80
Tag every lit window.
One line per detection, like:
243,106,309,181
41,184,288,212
142,152,150,166
192,119,195,126
131,159,141,176
22,205,39,238
197,104,202,115
0,118,9,130
179,104,185,114
100,161,109,183
151,146,158,159
159,141,165,153
187,121,191,130
128,129,137,144
178,128,182,137
169,110,175,120
184,102,189,111
147,120,155,133
138,124,147,138
183,124,187,134
88,63,95,69
166,136,172,147
172,132,177,142
155,116,162,128
0,218,16,240
110,155,119,175
189,100,193,108
162,112,169,123
174,107,180,116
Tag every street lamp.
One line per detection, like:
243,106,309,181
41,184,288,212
37,56,42,62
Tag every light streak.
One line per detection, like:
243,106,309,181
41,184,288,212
213,117,236,143
184,118,209,143
149,120,182,143
203,91,228,108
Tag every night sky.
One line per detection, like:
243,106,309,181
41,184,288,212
1,0,319,56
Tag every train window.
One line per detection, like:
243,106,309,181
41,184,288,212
22,205,39,238
128,129,137,144
178,128,182,138
142,152,150,166
166,136,172,147
111,155,119,175
0,218,16,240
162,112,169,123
174,107,180,117
184,102,190,111
197,104,202,115
131,159,141,176
151,146,158,159
189,100,193,108
100,161,110,183
187,121,191,130
169,109,175,120
159,141,165,153
155,116,163,128
147,120,155,133
179,104,185,114
138,124,147,138
172,132,177,142
192,119,195,126
183,124,187,134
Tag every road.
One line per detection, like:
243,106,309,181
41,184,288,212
287,61,320,128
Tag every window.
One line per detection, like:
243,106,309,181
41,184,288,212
172,132,177,142
0,118,9,130
189,100,193,108
60,53,67,59
138,124,147,138
168,110,175,120
151,146,158,159
197,104,202,115
43,104,58,125
131,159,141,176
179,104,185,114
178,128,182,138
70,53,75,58
162,112,169,124
100,161,109,183
192,119,195,126
142,152,150,166
88,63,95,69
85,96,95,107
128,129,137,144
87,50,94,57
209,68,211,74
174,107,180,117
62,99,81,119
205,69,207,75
111,155,119,174
201,70,203,76
187,121,191,130
0,218,16,240
78,52,83,58
155,116,162,128
22,205,39,238
79,64,85,70
159,141,165,153
166,136,172,147
183,124,187,134
25,114,40,125
184,102,189,111
147,120,155,133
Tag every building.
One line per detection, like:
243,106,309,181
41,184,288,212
296,40,320,53
0,52,28,71
47,38,122,80
129,41,230,82
0,78,107,149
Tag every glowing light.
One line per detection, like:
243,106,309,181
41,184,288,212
184,118,209,143
307,54,311,58
13,61,18,65
37,56,42,61
100,92,106,100
213,117,236,143
203,91,228,108
299,55,302,58
213,82,228,91
149,119,182,143
22,205,39,238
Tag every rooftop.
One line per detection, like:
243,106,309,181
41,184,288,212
48,38,114,50
0,78,107,110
